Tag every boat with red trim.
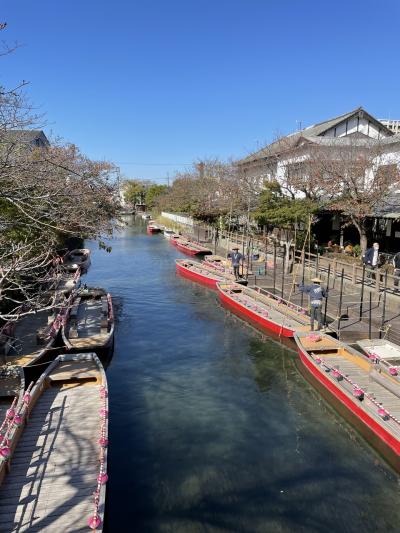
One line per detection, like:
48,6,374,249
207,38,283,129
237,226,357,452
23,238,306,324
216,282,311,337
147,223,162,234
295,331,400,472
204,254,249,278
176,259,247,288
175,239,212,256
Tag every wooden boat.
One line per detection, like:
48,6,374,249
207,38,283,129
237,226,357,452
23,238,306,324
147,223,162,234
0,352,108,531
62,287,114,351
176,259,248,288
141,213,152,220
216,282,311,337
170,234,182,246
204,254,250,277
63,248,91,272
175,239,212,256
0,308,64,367
295,331,400,472
356,339,400,380
163,229,175,239
0,365,25,430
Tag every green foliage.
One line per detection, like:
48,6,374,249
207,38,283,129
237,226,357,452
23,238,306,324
123,180,146,204
145,184,168,208
353,244,362,257
254,181,319,228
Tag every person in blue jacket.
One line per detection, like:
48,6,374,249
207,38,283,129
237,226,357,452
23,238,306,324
298,277,327,331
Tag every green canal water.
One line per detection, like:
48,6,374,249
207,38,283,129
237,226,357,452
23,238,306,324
85,217,400,533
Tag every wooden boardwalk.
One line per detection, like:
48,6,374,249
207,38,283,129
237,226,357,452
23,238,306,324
0,383,100,532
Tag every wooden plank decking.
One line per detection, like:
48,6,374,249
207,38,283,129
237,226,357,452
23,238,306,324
0,383,100,532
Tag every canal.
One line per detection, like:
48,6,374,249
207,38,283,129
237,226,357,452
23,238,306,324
85,218,400,533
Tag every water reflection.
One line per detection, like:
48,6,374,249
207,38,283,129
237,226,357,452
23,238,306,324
84,218,400,533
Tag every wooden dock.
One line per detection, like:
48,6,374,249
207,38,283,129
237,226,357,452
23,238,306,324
0,373,101,532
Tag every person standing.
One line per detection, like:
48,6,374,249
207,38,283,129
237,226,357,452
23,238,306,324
298,277,327,331
393,251,400,292
230,247,244,281
363,242,380,279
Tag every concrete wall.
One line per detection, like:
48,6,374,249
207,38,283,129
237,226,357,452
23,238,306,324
161,212,194,227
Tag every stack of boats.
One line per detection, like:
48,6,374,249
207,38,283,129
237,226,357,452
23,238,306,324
170,234,212,256
0,248,113,531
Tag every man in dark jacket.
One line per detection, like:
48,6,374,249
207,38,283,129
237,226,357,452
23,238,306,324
393,252,400,291
363,242,380,279
298,277,327,331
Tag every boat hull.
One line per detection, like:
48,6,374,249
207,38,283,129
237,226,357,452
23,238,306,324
147,227,161,234
175,242,211,256
176,261,219,288
297,345,400,472
218,287,294,337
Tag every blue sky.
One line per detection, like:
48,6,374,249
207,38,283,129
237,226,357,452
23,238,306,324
1,0,399,182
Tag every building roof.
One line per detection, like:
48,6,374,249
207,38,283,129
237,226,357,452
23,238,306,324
238,107,393,166
0,129,49,146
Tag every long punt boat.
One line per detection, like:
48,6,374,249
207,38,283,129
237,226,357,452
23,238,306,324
0,309,64,367
175,259,248,288
204,254,249,277
295,331,400,472
217,283,311,337
62,287,114,351
0,353,108,532
175,239,212,256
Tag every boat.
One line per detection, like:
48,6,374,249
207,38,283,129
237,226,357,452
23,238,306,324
0,307,64,367
63,248,91,272
356,339,400,380
175,239,212,256
0,365,25,433
170,234,182,246
163,229,175,239
176,259,248,288
204,254,250,277
62,287,114,351
147,223,162,234
0,352,108,531
141,213,152,220
216,282,311,337
295,331,400,472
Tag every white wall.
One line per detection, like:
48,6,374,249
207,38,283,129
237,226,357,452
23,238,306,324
161,212,194,227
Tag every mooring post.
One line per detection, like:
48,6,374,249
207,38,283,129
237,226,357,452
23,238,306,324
359,265,365,319
337,268,345,338
380,271,388,339
324,264,331,326
273,242,277,294
300,250,305,306
281,248,286,299
315,252,319,277
369,292,372,339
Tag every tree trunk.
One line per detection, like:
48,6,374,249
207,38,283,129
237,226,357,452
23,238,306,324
360,232,368,254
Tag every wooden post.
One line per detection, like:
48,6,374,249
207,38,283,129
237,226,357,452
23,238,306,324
375,268,380,292
300,250,305,306
369,292,372,339
281,248,286,299
337,268,345,339
359,265,365,320
315,252,319,277
380,271,388,339
352,264,356,285
332,259,337,286
324,264,331,326
273,242,277,294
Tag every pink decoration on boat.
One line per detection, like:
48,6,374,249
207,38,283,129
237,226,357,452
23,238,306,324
0,446,11,458
378,408,389,419
99,408,108,418
353,388,364,399
389,367,398,376
23,393,31,404
100,388,107,398
13,414,23,426
315,357,322,364
98,472,108,484
308,333,321,342
99,437,108,447
332,370,342,380
87,515,102,530
6,408,15,419
368,352,379,362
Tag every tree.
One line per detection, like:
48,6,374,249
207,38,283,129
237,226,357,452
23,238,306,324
122,179,147,205
145,184,168,208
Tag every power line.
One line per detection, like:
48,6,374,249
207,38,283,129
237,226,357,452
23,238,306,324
115,162,191,166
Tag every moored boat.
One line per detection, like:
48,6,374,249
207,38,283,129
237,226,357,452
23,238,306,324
295,331,400,472
0,352,108,531
176,259,247,288
0,308,64,367
63,248,91,272
62,287,114,352
163,229,175,239
217,282,311,337
147,223,162,234
175,239,212,256
204,254,250,277
356,338,400,380
55,266,81,295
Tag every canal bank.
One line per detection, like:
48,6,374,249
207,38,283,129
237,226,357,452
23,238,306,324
86,216,400,533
